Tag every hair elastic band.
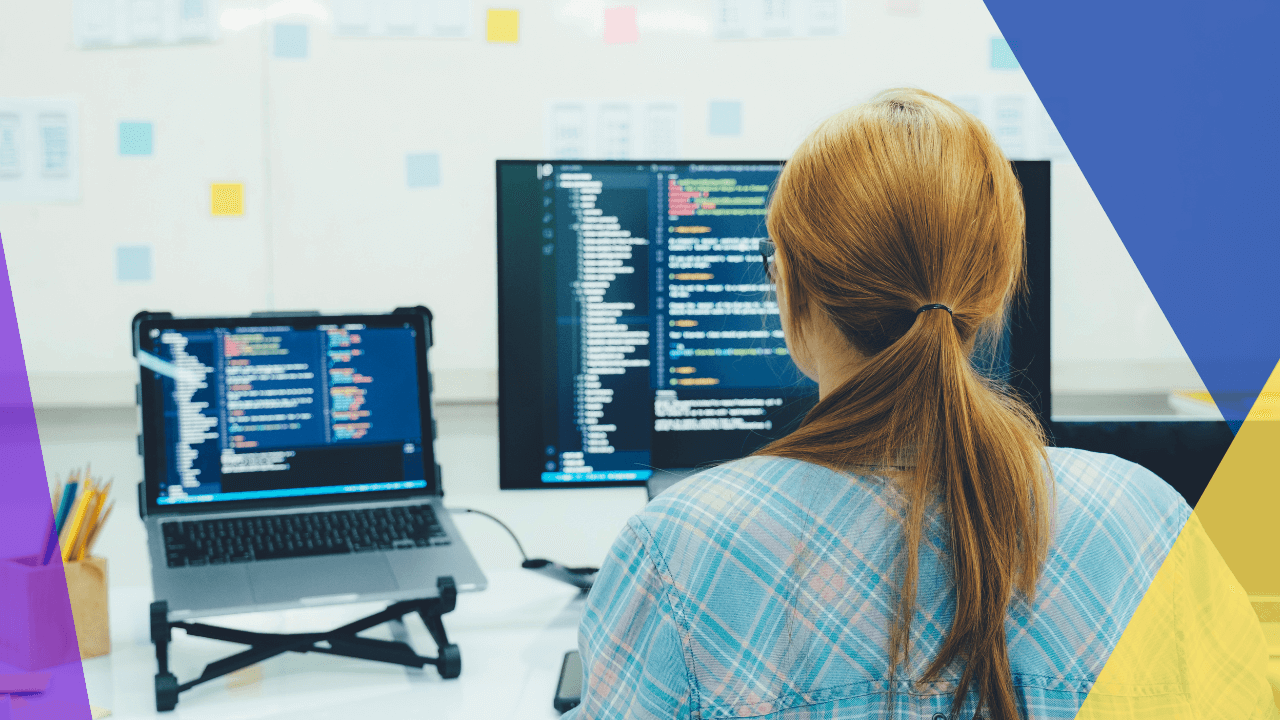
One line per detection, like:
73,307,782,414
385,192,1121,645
915,303,953,316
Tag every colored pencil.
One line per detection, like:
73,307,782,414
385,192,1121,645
74,488,109,562
50,476,63,517
50,465,117,564
54,480,78,535
84,501,114,558
39,512,59,565
62,486,95,563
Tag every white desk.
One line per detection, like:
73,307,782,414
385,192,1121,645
82,569,586,719
29,403,643,719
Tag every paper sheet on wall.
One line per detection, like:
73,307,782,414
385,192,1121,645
545,101,682,159
713,0,844,39
991,95,1027,159
73,0,219,48
0,100,80,203
885,0,918,16
332,0,471,37
950,93,1072,163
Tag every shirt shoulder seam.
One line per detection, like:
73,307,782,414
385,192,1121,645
627,516,705,717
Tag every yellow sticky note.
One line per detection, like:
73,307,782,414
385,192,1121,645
211,183,244,216
486,9,519,43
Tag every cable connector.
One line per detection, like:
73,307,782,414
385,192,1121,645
448,507,597,592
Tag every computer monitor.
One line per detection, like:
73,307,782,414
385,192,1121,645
134,309,439,512
496,160,1049,490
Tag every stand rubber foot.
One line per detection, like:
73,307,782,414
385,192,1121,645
438,644,462,679
155,672,179,712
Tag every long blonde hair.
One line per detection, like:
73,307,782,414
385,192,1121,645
757,88,1050,720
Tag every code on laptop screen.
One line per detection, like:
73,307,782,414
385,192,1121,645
142,322,427,505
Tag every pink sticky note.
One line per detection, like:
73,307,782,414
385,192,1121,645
604,6,638,44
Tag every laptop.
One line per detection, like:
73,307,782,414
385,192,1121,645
133,307,487,620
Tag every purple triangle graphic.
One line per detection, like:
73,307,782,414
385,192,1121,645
0,233,93,718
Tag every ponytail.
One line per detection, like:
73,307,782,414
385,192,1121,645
757,89,1050,720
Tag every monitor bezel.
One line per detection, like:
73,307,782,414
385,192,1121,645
134,309,439,516
495,159,1051,490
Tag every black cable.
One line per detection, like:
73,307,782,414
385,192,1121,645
448,507,529,562
448,507,598,592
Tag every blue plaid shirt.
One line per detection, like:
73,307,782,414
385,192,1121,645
565,448,1224,719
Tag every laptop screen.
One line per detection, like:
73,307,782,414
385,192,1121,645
135,312,435,511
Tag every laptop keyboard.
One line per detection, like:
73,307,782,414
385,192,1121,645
161,505,450,568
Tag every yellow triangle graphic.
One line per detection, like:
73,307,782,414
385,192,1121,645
1079,361,1280,717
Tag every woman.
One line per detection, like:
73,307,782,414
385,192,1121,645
565,89,1274,719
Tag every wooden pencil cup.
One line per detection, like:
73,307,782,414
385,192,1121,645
64,555,110,659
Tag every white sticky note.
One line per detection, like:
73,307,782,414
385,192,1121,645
129,0,164,42
807,0,842,33
992,95,1026,158
0,99,79,202
332,0,373,34
431,0,470,36
384,0,417,33
546,101,682,159
885,0,919,16
547,103,588,159
715,0,843,39
597,104,633,159
951,95,983,122
0,114,20,178
73,0,218,47
642,103,681,158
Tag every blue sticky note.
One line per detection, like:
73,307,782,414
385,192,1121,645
119,122,153,156
406,153,441,188
274,24,309,59
117,246,153,282
708,101,742,136
991,38,1020,69
181,0,205,20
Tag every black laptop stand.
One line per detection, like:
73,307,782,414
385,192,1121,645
149,576,462,712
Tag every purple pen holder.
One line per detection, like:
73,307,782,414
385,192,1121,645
0,556,80,671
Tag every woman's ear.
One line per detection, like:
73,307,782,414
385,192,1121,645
779,269,868,392
775,259,817,382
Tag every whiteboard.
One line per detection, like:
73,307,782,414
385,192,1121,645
0,0,1202,406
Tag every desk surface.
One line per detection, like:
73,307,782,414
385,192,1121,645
82,576,1280,720
37,400,1235,718
83,569,585,719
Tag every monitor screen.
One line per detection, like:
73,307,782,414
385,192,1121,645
497,160,1050,490
135,312,435,511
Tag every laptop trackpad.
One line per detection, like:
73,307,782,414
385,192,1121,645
165,565,255,614
247,555,398,605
